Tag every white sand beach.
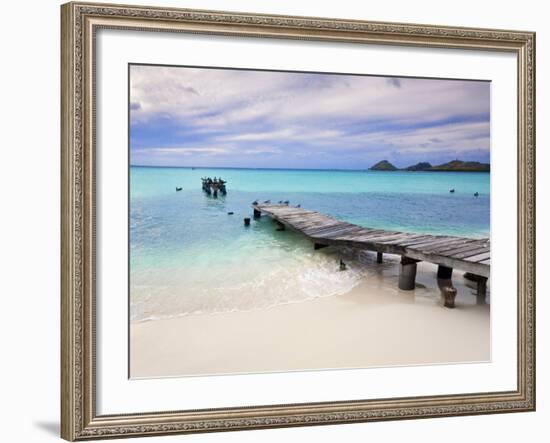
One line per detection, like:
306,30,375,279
130,258,490,378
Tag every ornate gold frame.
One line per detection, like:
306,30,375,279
61,2,536,440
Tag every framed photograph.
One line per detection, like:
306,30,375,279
61,1,536,440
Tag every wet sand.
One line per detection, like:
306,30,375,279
130,258,490,378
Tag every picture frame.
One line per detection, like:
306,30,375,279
61,1,536,440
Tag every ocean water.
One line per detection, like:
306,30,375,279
130,166,490,321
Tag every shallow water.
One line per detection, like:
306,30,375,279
130,166,490,321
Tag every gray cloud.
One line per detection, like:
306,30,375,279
178,85,199,96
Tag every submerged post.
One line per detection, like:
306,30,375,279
442,286,457,308
243,217,250,226
477,276,488,301
253,209,261,219
398,256,419,290
377,252,383,263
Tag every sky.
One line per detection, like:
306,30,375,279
129,65,490,169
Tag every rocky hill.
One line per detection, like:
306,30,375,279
369,160,398,171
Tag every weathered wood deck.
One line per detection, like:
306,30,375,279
253,204,489,298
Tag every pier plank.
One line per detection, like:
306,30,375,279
427,239,484,255
407,237,460,251
464,252,491,263
381,234,431,245
416,238,477,253
318,226,366,238
450,246,491,259
397,236,438,247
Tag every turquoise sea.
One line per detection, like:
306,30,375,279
130,166,490,321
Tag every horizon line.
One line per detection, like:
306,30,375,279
130,163,490,172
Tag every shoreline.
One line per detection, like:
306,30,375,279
130,260,490,379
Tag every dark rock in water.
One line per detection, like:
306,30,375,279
474,192,479,197
227,212,234,215
176,187,182,191
449,188,455,193
252,200,258,205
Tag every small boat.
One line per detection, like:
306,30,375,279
176,187,183,192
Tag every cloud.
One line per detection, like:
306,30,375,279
150,146,230,156
242,147,283,155
129,65,490,168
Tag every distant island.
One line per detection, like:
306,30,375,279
369,159,490,172
369,160,398,171
404,162,432,171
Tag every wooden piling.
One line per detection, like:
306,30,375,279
243,217,250,226
477,276,488,301
276,221,285,231
437,265,453,280
253,209,262,219
398,256,419,290
377,252,383,263
314,243,328,250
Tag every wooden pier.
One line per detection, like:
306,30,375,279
253,204,489,299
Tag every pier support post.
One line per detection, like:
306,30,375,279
442,286,457,308
314,243,328,250
253,209,261,219
477,276,488,302
243,217,250,227
398,257,419,290
437,265,453,280
276,221,285,231
377,252,383,263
